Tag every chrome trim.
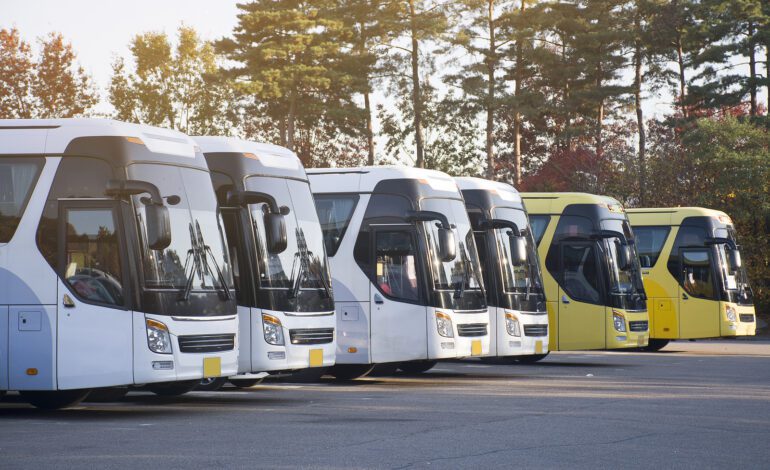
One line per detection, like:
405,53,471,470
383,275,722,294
282,310,335,317
170,315,237,322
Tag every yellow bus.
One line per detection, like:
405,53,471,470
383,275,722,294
627,208,756,350
521,193,649,351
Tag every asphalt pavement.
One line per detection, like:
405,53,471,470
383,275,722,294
1,339,769,469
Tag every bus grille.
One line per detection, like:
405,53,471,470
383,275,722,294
739,314,755,323
629,321,648,332
457,323,487,337
290,328,334,345
177,334,235,353
523,325,548,337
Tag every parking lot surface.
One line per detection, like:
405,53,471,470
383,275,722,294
2,340,769,469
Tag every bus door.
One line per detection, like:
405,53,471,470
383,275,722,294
56,201,133,389
369,226,427,363
558,241,605,350
678,248,720,338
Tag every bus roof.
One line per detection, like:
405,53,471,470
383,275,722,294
0,118,197,159
194,136,306,180
626,207,731,226
308,166,460,196
520,192,623,215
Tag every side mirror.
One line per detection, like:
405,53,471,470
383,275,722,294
616,241,632,271
728,250,742,270
264,212,288,254
145,204,171,251
509,234,527,266
438,227,456,262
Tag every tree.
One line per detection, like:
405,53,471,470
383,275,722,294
0,28,35,118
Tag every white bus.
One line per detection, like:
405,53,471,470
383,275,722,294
309,167,490,379
456,178,549,363
0,119,238,408
195,137,335,386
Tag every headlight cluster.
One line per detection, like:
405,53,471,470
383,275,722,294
436,311,454,338
505,312,521,337
612,311,626,333
725,305,737,322
146,318,173,354
262,313,285,345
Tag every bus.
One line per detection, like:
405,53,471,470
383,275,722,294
627,207,755,350
309,167,490,379
196,137,335,385
521,193,649,351
0,119,238,408
456,178,549,363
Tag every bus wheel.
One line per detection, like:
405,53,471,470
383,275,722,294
196,377,227,391
20,390,90,410
147,380,198,397
85,387,129,402
328,364,374,381
282,367,329,383
0,390,6,399
643,339,670,352
398,360,438,374
229,378,264,388
516,353,550,364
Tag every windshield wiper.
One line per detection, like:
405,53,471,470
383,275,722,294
288,228,331,300
178,221,232,301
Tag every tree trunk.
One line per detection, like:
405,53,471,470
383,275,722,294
634,20,646,206
364,89,375,166
676,31,687,119
513,0,525,186
485,0,496,179
766,44,770,115
287,92,296,151
747,21,757,117
595,63,603,159
409,0,425,168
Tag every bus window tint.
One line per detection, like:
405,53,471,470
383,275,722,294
681,249,716,300
634,226,670,268
314,194,359,256
561,243,601,304
375,230,419,302
528,215,550,245
64,208,124,306
0,158,43,243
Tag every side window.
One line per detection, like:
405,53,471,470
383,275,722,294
633,226,670,268
62,206,125,307
0,157,44,243
529,215,550,245
667,226,707,281
221,210,247,304
681,249,716,300
561,242,602,304
314,194,359,256
374,230,420,302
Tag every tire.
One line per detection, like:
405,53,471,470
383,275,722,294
20,389,90,410
282,367,329,383
147,380,198,397
229,378,264,388
0,390,6,399
398,360,438,374
516,352,550,364
367,363,400,377
196,377,227,391
643,339,670,352
328,364,374,381
85,387,129,402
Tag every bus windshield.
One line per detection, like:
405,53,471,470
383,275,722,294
600,218,646,310
715,227,754,305
246,176,333,312
491,207,545,301
420,197,486,311
130,163,233,296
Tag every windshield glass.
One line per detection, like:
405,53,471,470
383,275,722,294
715,227,754,305
130,164,233,294
492,207,545,300
246,176,333,311
600,217,646,310
420,198,485,310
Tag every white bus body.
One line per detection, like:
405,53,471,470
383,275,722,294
455,178,549,361
309,167,490,378
195,137,335,377
0,119,238,407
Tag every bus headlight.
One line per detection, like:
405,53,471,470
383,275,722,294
262,313,285,345
725,305,737,322
436,311,454,338
612,311,626,333
505,312,521,337
146,319,172,354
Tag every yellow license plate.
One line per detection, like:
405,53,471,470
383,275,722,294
471,340,482,356
535,340,543,354
203,357,221,378
309,349,324,367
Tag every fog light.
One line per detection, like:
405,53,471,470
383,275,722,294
616,335,627,342
440,341,455,350
152,361,174,370
268,351,286,360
